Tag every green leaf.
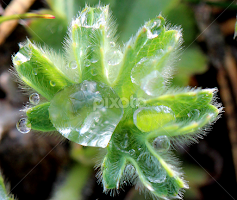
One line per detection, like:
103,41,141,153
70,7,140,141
145,88,217,117
13,4,221,199
103,129,187,198
0,174,14,200
113,16,182,98
12,40,74,100
50,163,93,200
26,102,56,132
67,5,123,86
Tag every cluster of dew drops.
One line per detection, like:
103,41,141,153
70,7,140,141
15,92,171,154
16,93,40,134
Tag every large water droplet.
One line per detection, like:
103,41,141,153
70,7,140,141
108,51,123,66
150,20,161,29
131,58,148,85
29,93,40,105
69,61,78,69
49,80,123,148
145,18,162,39
16,118,31,134
137,152,166,183
140,70,164,96
133,106,176,132
153,135,170,152
147,29,158,39
13,52,31,65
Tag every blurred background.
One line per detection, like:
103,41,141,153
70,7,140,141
0,0,237,199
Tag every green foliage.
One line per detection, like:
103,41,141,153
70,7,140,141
13,5,220,199
0,173,14,200
50,163,92,200
26,0,207,87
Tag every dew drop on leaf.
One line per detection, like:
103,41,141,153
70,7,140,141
115,132,130,151
69,61,78,69
137,152,166,183
147,29,158,39
91,57,99,63
187,109,200,119
50,81,56,86
16,118,31,134
131,58,148,85
91,68,97,76
133,106,176,132
33,69,37,75
13,52,31,65
84,59,91,67
29,93,40,105
108,51,123,66
110,41,115,47
140,70,165,96
49,80,123,148
153,135,170,152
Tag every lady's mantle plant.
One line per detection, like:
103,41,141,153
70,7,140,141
12,5,220,199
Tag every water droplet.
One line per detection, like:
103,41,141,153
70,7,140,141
137,152,166,183
147,29,158,39
150,19,161,29
49,80,123,148
29,93,40,105
91,68,97,76
108,51,123,66
69,61,77,69
84,59,91,67
33,69,37,75
133,106,176,132
16,118,31,134
141,70,164,96
50,81,56,87
131,58,148,85
80,11,87,25
110,41,115,47
13,52,31,65
153,135,170,152
128,149,135,155
187,109,200,119
90,57,98,63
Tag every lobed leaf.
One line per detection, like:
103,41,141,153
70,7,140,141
102,129,187,199
12,40,73,100
67,5,122,86
113,16,182,99
26,102,56,132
